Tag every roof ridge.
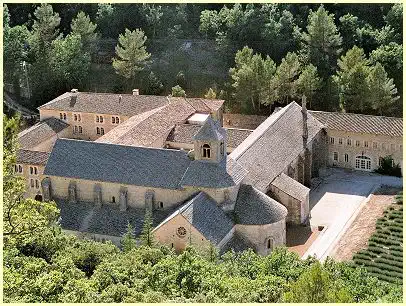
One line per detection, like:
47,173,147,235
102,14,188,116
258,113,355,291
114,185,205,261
309,110,402,120
230,102,297,160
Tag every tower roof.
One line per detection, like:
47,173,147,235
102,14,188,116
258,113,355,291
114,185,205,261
192,116,225,141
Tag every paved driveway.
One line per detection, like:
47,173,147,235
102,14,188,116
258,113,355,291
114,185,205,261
303,168,402,260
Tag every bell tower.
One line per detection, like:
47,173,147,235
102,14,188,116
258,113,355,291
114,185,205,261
193,116,227,166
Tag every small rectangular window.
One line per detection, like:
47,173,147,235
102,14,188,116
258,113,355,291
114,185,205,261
356,140,360,147
330,137,335,145
34,167,37,175
18,165,22,173
364,141,369,148
344,154,349,163
116,117,120,124
96,127,100,135
60,113,63,119
79,126,82,134
35,179,39,189
100,116,104,123
96,115,99,123
101,128,105,135
30,166,33,175
112,117,115,124
338,138,343,145
333,152,339,161
347,138,351,146
78,114,81,122
74,114,77,121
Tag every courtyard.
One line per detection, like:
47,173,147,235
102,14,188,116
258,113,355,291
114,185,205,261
302,168,402,260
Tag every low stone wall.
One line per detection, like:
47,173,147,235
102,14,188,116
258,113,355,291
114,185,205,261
223,113,267,130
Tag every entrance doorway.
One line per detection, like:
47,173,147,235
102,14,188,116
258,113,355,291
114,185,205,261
355,156,371,171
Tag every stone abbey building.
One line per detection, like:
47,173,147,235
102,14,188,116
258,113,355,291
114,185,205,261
15,89,403,254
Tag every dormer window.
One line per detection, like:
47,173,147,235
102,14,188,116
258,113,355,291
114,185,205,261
202,144,211,158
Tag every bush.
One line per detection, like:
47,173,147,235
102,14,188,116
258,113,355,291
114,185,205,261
374,156,402,177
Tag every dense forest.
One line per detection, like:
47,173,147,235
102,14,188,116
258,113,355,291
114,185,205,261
4,3,402,116
3,114,403,303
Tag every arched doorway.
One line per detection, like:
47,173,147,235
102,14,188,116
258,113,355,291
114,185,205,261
34,194,43,201
355,155,372,171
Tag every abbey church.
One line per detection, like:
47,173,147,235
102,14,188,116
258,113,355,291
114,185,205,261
15,89,403,254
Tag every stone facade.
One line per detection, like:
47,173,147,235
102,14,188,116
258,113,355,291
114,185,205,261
235,220,286,256
153,214,211,253
326,130,403,172
39,109,130,141
15,163,45,200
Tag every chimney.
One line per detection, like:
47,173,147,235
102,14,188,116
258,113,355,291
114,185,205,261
118,94,122,103
302,95,308,147
132,89,139,96
70,88,78,107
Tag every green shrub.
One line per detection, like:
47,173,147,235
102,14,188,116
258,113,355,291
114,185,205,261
374,156,402,177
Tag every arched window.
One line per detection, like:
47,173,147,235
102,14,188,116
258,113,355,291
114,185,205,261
202,144,211,158
60,113,63,119
79,126,82,134
18,165,22,173
74,114,77,121
63,113,67,120
74,126,78,134
35,179,39,189
101,128,105,135
100,116,104,123
112,117,115,124
116,117,120,124
78,114,81,121
34,167,38,175
96,115,99,123
96,127,100,135
112,196,116,203
30,166,33,175
14,165,18,173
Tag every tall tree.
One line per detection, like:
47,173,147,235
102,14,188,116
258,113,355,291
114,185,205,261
112,29,151,87
274,52,301,104
300,5,342,79
139,210,155,247
95,3,114,38
49,34,91,89
71,11,98,55
3,115,59,243
333,46,371,113
142,4,163,38
145,71,164,95
367,63,399,115
296,64,321,107
121,223,137,252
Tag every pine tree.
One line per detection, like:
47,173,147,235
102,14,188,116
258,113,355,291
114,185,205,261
171,85,186,97
120,223,137,252
112,28,151,85
274,52,301,104
71,11,99,55
296,64,321,108
140,210,155,247
333,46,371,113
204,88,217,99
367,63,399,115
300,5,342,79
146,71,164,95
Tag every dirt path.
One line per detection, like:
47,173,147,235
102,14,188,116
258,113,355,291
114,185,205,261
330,187,400,261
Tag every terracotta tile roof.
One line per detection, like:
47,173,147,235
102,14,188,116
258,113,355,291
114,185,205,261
38,92,224,116
271,173,310,201
44,139,192,190
309,111,403,137
166,124,253,148
17,149,50,165
234,184,287,225
18,117,69,149
230,102,324,192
